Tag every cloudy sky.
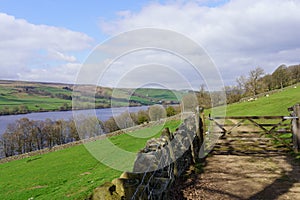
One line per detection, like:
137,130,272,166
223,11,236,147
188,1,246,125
1,0,300,89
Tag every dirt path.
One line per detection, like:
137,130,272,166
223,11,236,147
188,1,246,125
170,124,300,200
171,153,300,199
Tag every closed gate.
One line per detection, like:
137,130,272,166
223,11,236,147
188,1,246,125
208,104,300,152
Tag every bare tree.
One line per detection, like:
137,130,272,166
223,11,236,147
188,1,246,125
224,85,243,104
181,93,198,112
247,67,265,95
197,84,212,108
1,131,15,157
149,105,166,121
236,75,247,92
115,111,136,129
41,118,55,148
104,117,120,133
68,119,80,141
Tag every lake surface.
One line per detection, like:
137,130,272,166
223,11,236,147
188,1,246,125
0,106,148,135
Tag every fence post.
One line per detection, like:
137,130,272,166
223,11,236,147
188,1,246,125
198,107,204,145
195,106,204,162
292,104,300,153
195,106,200,140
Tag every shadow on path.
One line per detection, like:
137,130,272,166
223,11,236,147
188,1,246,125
248,155,300,200
169,150,300,200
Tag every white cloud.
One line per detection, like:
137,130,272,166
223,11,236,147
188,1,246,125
0,13,93,82
78,29,222,90
97,50,201,89
47,49,77,62
18,63,82,83
100,0,300,85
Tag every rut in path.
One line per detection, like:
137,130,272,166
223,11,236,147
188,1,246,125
170,125,300,200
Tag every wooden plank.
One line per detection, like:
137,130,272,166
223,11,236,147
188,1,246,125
276,130,292,134
235,131,292,134
252,123,290,127
219,124,290,127
207,131,292,135
226,119,246,135
210,116,285,120
210,119,227,133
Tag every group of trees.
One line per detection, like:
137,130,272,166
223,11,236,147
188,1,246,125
103,105,180,133
190,64,300,107
225,64,300,104
0,105,180,158
262,64,300,90
0,118,81,158
0,105,29,115
224,67,266,104
0,103,73,115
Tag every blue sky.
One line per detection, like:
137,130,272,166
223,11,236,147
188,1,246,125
0,0,150,44
0,0,300,89
0,0,227,41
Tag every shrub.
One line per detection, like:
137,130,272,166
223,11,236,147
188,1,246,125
148,105,166,121
137,110,150,124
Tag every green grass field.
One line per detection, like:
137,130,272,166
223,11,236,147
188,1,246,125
133,88,184,102
0,120,181,200
0,80,185,114
1,82,300,199
0,82,72,112
207,84,300,117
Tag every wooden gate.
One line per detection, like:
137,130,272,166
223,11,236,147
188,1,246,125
209,115,300,150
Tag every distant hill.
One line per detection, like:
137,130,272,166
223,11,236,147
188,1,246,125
0,80,185,115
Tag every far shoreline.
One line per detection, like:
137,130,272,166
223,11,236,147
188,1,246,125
0,103,180,117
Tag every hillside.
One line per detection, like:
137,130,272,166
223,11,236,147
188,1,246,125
0,120,181,200
206,84,300,117
0,80,184,115
1,83,299,199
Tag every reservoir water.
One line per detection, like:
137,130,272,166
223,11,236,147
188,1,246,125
0,106,148,135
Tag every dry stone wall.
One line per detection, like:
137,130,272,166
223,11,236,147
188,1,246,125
91,113,203,200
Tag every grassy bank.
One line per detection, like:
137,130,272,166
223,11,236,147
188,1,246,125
206,84,300,117
226,85,300,116
0,120,181,200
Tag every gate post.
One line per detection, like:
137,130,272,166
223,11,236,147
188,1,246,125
292,104,300,153
194,106,204,162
